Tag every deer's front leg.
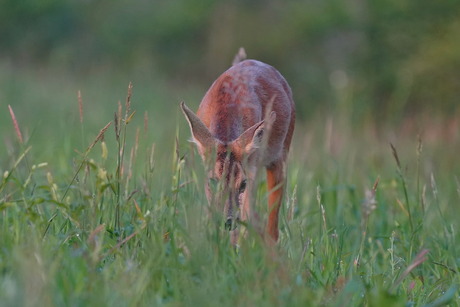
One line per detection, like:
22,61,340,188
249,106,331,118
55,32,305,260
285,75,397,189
266,160,285,242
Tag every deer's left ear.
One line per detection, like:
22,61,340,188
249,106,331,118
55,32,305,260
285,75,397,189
236,111,276,155
180,102,215,155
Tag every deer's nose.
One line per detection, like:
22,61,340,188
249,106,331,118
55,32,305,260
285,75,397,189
224,218,233,231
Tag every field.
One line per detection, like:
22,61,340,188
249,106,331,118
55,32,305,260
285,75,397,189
1,65,459,306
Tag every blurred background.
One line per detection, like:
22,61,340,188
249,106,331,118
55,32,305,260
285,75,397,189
1,0,459,141
1,3,460,304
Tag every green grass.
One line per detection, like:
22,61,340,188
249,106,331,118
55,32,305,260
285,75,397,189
1,68,460,306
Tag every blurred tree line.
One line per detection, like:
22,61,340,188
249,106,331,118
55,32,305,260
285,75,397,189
1,0,459,120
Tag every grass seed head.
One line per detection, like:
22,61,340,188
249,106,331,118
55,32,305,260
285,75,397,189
78,90,83,123
125,82,133,118
114,112,120,141
8,105,23,144
88,122,112,152
390,143,401,169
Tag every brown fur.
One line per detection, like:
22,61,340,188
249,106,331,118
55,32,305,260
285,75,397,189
181,59,295,244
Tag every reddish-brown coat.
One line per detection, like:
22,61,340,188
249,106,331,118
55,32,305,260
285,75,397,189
181,59,295,243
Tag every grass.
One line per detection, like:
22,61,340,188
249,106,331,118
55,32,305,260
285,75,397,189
1,67,460,306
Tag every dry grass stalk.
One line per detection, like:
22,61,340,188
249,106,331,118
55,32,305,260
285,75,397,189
144,111,148,134
87,121,112,153
361,177,379,230
128,147,134,181
114,101,122,141
125,82,133,118
390,143,401,169
287,185,297,221
391,249,429,292
390,143,413,232
88,224,105,246
133,199,143,217
118,101,122,123
135,127,140,155
126,110,136,124
114,83,136,233
114,111,120,141
78,90,83,123
356,177,380,268
149,143,155,173
8,105,23,144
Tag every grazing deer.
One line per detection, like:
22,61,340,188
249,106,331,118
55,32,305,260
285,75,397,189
181,55,295,244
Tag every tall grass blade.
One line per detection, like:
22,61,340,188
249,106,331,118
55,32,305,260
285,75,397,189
43,122,111,237
390,143,413,232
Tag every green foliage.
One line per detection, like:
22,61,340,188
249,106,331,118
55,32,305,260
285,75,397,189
1,81,459,306
1,1,460,119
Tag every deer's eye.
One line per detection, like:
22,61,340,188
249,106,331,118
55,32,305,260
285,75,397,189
238,180,247,194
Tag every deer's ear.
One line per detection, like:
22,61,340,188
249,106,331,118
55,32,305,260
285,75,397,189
180,102,215,154
235,111,276,155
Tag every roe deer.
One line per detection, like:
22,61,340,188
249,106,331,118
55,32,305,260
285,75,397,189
181,57,295,244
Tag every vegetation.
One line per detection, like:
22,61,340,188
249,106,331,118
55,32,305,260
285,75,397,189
1,0,460,119
1,78,459,305
1,1,459,306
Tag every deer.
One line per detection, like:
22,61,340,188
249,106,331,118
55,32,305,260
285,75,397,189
180,53,295,245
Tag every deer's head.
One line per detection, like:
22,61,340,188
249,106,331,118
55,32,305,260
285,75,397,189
180,102,275,231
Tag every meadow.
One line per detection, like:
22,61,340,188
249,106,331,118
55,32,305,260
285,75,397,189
1,64,459,306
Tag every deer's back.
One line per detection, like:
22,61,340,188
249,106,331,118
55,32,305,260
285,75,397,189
197,60,295,158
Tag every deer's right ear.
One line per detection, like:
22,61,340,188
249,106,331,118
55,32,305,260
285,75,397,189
180,102,215,154
235,111,276,156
